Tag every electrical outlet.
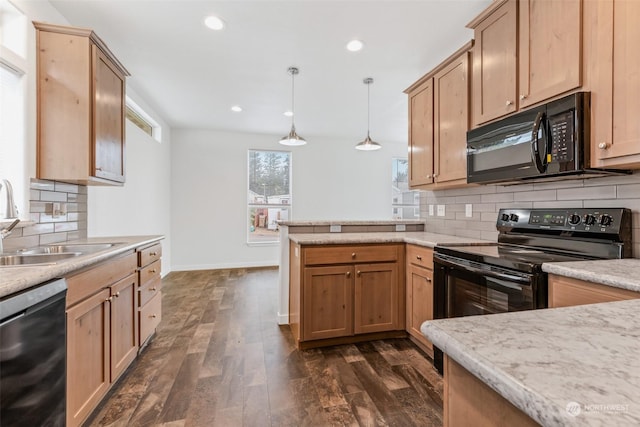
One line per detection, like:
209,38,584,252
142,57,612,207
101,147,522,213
395,224,406,232
429,205,434,216
465,204,473,218
437,205,446,217
329,225,342,233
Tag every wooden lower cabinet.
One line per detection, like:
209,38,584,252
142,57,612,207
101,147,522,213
406,264,434,354
66,288,111,427
444,356,539,427
138,243,162,346
291,243,404,348
548,274,639,308
110,273,138,382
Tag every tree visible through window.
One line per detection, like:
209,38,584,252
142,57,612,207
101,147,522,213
392,158,420,219
247,150,291,243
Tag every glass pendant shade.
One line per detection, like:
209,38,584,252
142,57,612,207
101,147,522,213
279,67,306,146
355,77,381,151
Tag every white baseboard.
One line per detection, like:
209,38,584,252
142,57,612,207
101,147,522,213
277,312,289,325
171,260,279,272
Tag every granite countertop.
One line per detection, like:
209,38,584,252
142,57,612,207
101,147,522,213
289,231,492,247
543,259,640,292
0,235,164,299
422,299,640,426
278,219,425,226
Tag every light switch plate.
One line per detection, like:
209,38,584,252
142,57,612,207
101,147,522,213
437,205,445,217
465,204,473,218
329,225,342,233
429,205,434,216
395,224,406,232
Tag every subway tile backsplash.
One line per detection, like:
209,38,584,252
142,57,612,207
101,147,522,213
421,172,640,257
3,179,87,251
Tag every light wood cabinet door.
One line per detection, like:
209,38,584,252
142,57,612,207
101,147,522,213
354,262,399,334
548,274,639,308
110,273,138,382
434,52,469,185
93,45,126,183
471,0,517,126
66,288,111,427
406,264,433,352
408,78,435,187
303,266,353,340
518,0,582,109
587,0,640,168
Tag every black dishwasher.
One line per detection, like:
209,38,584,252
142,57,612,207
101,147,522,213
1,278,67,426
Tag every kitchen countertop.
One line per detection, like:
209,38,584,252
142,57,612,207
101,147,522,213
289,231,491,247
278,219,424,226
0,235,163,299
422,299,640,426
543,258,640,293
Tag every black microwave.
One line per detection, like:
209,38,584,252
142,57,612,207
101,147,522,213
466,92,622,184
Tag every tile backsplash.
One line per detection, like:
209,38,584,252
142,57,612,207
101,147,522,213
421,172,640,258
3,179,87,251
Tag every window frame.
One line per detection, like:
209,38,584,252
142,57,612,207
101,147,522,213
391,157,420,220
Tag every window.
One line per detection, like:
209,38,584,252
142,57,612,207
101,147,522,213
247,150,291,244
392,158,420,219
125,96,161,142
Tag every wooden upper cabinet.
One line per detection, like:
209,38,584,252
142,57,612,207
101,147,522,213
470,0,517,125
34,22,129,185
585,0,640,168
405,41,472,190
408,78,434,187
518,0,582,109
468,0,582,126
434,52,469,186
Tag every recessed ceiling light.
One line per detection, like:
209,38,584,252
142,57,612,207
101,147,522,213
204,15,225,30
283,111,294,117
346,39,364,52
231,105,242,112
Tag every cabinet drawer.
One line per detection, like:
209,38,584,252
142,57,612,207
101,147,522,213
67,252,137,307
139,276,162,307
304,245,399,265
139,292,161,345
406,244,433,269
138,243,161,267
139,259,161,287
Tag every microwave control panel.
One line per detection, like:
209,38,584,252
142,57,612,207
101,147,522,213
548,111,575,163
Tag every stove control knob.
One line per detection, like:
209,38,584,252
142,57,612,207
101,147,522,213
509,213,519,222
599,214,613,226
501,213,510,222
583,214,596,226
568,214,581,225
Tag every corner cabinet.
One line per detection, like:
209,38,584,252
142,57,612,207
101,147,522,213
406,41,472,190
34,22,130,185
584,0,640,169
468,0,582,127
405,245,434,357
290,243,405,349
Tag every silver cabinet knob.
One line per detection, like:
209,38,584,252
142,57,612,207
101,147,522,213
598,142,610,150
520,94,527,101
506,100,513,106
416,255,422,260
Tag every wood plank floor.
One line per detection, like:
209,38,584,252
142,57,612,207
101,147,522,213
87,268,443,427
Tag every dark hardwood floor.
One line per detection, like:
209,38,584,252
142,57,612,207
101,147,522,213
87,268,443,427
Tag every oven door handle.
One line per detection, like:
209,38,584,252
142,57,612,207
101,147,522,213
436,257,532,285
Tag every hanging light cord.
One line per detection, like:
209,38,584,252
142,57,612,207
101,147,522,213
366,80,371,137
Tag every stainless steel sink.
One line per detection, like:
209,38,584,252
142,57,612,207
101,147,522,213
20,243,115,255
0,252,81,266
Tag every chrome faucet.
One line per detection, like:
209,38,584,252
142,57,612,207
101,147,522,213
0,218,20,254
1,179,19,219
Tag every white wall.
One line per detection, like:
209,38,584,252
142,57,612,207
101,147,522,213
171,129,407,270
88,88,173,275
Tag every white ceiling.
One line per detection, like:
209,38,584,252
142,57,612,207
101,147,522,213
48,0,491,144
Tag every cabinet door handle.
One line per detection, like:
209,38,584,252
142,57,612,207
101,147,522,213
150,314,157,318
416,255,422,260
150,252,157,256
351,252,356,258
356,271,361,277
114,292,120,298
346,271,351,278
150,287,157,291
106,296,113,302
149,269,157,273
598,142,610,150
426,277,432,282
520,94,527,101
506,100,513,106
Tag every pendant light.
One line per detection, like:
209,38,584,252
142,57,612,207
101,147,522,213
355,77,382,151
279,66,307,146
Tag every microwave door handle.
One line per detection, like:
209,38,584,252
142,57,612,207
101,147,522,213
531,111,547,173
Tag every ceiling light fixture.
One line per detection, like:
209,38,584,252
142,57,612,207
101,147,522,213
346,39,364,52
279,66,306,146
204,15,225,30
355,77,382,151
231,105,242,112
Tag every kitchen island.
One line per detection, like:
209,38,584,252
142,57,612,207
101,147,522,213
422,260,640,427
